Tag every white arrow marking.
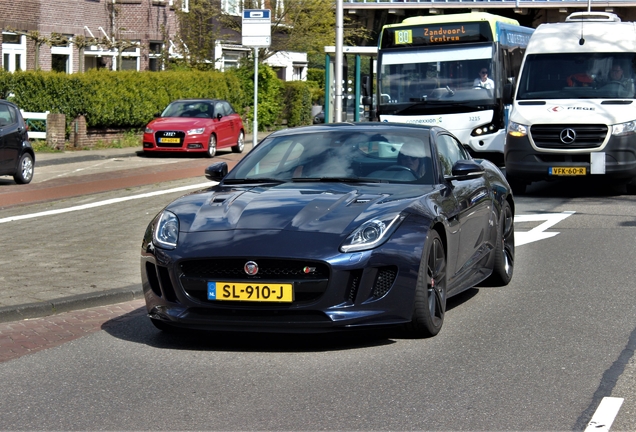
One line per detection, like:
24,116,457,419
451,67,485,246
514,211,575,246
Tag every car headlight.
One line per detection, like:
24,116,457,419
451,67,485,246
144,127,154,134
507,121,528,137
612,120,636,136
153,210,179,249
187,127,205,135
340,214,405,253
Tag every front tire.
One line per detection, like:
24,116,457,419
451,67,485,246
406,230,447,338
232,131,245,153
485,200,515,286
13,153,34,184
207,134,217,158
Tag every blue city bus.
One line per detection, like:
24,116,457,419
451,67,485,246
374,12,534,161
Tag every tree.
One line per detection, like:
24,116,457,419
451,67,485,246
173,0,225,70
174,0,371,68
7,30,48,70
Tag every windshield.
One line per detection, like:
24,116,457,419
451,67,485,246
378,45,496,105
517,53,636,99
161,101,215,118
227,129,435,184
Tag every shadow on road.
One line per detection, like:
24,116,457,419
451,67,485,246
101,288,480,352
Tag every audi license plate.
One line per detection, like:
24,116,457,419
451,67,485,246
207,282,294,302
159,137,180,143
549,167,586,176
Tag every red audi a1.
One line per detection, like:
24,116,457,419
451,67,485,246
142,99,245,157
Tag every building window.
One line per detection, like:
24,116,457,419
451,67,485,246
2,33,26,72
292,66,303,81
222,0,241,15
149,42,163,71
51,34,73,73
120,42,140,71
52,55,69,73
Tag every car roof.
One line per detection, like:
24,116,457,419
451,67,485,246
170,99,224,103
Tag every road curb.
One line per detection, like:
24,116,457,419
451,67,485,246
0,286,144,324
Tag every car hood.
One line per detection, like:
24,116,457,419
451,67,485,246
148,117,209,129
166,182,436,234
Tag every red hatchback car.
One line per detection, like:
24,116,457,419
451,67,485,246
142,99,245,157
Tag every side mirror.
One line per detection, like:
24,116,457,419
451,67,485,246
153,112,161,118
205,162,228,182
447,160,485,181
216,113,223,120
361,96,373,106
503,83,514,105
362,75,372,97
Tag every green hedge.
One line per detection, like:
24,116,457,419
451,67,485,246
0,66,313,133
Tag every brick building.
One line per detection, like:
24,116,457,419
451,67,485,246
0,0,185,73
0,0,307,80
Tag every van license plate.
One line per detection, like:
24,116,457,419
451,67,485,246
549,167,586,176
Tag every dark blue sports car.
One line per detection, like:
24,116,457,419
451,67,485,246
141,123,515,337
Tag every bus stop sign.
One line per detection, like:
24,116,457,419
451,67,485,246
242,10,271,47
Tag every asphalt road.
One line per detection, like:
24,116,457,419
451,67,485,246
1,151,636,430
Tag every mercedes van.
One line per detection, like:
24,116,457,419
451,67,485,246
504,12,636,193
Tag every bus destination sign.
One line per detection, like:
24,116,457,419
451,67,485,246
387,22,488,48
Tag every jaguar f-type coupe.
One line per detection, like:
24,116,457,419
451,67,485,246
141,123,515,337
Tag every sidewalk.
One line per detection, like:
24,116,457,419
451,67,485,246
34,131,271,167
0,131,271,324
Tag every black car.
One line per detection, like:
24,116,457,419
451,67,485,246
0,100,34,184
141,123,515,337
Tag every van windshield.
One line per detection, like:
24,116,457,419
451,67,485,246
517,53,636,99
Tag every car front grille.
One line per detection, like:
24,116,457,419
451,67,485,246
155,131,185,148
178,258,330,304
530,124,608,149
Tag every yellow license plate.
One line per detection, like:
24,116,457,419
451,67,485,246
549,167,586,176
207,282,294,302
159,137,180,143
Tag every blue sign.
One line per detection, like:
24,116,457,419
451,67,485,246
243,9,270,20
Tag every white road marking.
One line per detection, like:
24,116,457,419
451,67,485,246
0,182,212,224
514,211,575,246
585,397,624,432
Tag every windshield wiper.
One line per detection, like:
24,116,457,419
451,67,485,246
292,177,381,183
223,178,287,184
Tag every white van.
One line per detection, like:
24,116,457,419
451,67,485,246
504,12,636,193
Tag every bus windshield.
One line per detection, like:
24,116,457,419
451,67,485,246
379,45,496,105
517,53,636,100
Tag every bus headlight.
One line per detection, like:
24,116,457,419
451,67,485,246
612,120,636,136
507,121,528,137
471,124,497,136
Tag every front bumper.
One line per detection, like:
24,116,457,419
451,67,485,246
505,133,636,181
140,229,426,333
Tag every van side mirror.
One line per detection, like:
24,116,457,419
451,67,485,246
503,83,514,104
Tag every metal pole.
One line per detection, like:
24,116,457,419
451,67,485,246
335,0,344,123
253,47,258,148
324,54,331,124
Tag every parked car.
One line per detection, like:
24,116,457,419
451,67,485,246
0,100,34,184
141,122,515,337
142,99,245,157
